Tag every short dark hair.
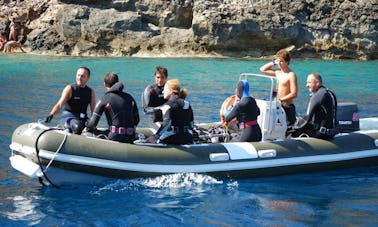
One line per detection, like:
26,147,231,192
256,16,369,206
80,66,91,77
104,72,119,87
155,66,168,78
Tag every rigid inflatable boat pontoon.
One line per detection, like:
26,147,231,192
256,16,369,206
9,74,378,187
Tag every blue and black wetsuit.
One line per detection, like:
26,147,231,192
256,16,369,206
86,82,140,143
289,86,338,140
61,83,92,134
225,80,262,142
154,94,194,145
142,83,166,130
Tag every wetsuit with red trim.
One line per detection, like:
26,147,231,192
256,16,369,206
86,82,140,143
142,83,166,130
225,80,262,142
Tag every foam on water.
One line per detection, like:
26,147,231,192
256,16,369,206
92,173,224,194
360,117,378,130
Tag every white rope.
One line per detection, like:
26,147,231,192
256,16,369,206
44,130,68,171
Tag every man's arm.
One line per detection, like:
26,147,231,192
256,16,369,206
49,85,72,116
132,97,140,126
141,85,155,114
260,60,277,77
141,85,150,111
89,88,96,114
86,100,104,131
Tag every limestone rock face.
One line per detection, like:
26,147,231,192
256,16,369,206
1,0,376,59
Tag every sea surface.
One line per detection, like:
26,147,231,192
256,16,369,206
0,54,377,226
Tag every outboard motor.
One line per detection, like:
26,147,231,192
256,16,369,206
337,102,359,133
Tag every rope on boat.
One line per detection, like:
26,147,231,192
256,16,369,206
45,131,68,170
35,126,67,188
223,125,229,142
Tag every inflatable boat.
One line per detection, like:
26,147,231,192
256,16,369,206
9,74,378,187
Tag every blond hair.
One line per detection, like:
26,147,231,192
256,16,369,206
166,79,188,99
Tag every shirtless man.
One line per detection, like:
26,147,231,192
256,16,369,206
260,49,298,126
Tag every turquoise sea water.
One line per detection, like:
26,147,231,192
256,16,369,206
0,55,377,226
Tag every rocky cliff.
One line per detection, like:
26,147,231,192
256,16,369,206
1,0,377,59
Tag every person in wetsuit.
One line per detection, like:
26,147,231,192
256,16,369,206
85,72,140,143
147,79,194,145
142,66,168,130
288,73,338,140
223,80,262,142
45,67,96,134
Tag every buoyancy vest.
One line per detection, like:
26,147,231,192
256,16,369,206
155,94,194,142
64,84,92,116
169,97,193,129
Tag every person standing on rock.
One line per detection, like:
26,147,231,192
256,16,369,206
142,66,168,131
8,18,17,41
260,49,298,126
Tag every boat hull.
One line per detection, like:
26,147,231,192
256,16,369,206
9,123,378,186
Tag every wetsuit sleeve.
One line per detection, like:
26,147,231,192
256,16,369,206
86,99,105,131
225,103,240,122
257,104,260,116
132,97,140,126
154,104,171,138
305,91,324,125
142,85,154,114
190,105,194,128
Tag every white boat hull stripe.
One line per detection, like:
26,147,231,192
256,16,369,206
12,144,378,173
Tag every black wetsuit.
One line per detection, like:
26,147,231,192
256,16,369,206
86,82,140,143
225,80,262,142
289,86,337,140
154,94,194,145
61,83,92,134
142,83,166,129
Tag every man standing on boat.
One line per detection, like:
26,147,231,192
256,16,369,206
85,72,139,143
260,49,298,126
142,66,168,131
288,73,338,140
44,67,96,134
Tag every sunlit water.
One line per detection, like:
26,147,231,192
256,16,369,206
0,55,377,226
